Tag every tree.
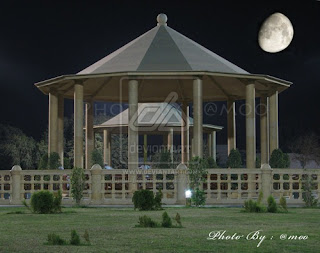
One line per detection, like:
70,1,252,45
188,156,208,189
226,149,242,168
290,133,320,168
302,172,318,207
3,134,38,169
70,167,85,205
111,134,128,169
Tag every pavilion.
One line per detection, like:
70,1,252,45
93,103,223,168
35,14,291,171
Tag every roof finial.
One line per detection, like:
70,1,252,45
157,13,168,26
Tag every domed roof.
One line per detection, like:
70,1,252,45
78,14,248,75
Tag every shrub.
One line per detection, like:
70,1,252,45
267,195,278,213
257,191,263,204
244,199,266,213
256,156,261,168
154,189,163,210
83,230,90,244
48,152,61,169
191,188,206,207
174,213,182,227
160,149,174,169
64,157,71,169
283,153,290,168
91,149,104,167
206,157,218,168
269,149,289,168
279,196,288,212
133,189,155,211
188,156,208,189
31,191,54,214
38,153,48,169
70,230,80,245
138,215,158,228
47,233,66,245
53,190,62,213
71,167,85,206
161,211,172,228
226,149,242,168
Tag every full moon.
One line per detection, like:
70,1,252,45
258,13,294,53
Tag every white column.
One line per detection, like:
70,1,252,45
128,80,139,170
181,102,188,164
269,91,279,155
103,129,111,166
260,96,269,164
227,99,236,154
246,83,256,168
186,105,190,162
193,78,203,158
208,133,212,158
211,131,216,161
143,134,148,164
85,100,94,169
168,128,174,163
74,84,84,168
57,94,64,166
48,90,58,154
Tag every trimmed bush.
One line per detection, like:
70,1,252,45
70,230,80,245
138,215,158,228
256,156,261,168
71,167,85,206
132,189,155,211
267,195,277,213
83,230,90,244
244,199,266,213
53,190,62,213
48,152,61,169
154,189,163,210
174,213,182,227
206,157,218,168
91,149,104,167
279,196,288,212
31,191,54,214
64,157,71,169
38,153,48,170
158,149,173,169
47,233,66,245
283,153,290,168
226,149,242,168
269,149,289,168
191,188,206,207
188,156,208,189
161,211,172,228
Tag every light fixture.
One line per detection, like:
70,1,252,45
185,189,192,199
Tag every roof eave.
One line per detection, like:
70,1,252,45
34,71,292,92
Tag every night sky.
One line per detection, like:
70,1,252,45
1,1,320,149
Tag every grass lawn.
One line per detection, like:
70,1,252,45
0,206,319,253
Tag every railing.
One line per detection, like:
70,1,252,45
0,165,319,206
272,169,320,204
100,169,178,204
203,169,262,204
0,170,12,204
